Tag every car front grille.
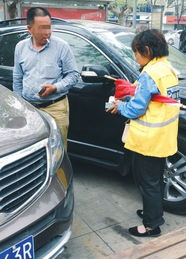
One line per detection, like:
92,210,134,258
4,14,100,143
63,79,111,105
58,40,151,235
0,144,48,213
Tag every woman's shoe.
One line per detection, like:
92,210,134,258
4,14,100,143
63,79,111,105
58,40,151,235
128,226,161,237
136,209,143,219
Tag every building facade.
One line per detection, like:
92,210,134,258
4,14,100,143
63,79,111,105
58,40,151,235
0,0,114,21
163,0,186,30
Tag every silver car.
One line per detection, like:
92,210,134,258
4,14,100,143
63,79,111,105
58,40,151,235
0,85,74,258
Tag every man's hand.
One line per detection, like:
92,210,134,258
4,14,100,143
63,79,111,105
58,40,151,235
39,84,57,97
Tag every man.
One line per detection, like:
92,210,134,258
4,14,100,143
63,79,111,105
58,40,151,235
13,7,79,149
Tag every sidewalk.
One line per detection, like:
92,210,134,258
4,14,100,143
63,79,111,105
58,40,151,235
107,227,186,259
60,164,186,259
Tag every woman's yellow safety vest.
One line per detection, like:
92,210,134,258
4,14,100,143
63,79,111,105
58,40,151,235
125,57,180,157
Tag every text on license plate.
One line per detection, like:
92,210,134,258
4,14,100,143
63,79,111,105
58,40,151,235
0,236,35,259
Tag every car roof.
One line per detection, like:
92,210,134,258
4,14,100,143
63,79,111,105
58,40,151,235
0,18,133,42
67,19,135,34
0,17,135,35
0,18,94,40
0,17,75,32
0,17,70,26
0,18,110,35
115,31,135,36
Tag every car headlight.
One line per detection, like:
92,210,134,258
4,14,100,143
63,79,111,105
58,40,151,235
41,111,64,176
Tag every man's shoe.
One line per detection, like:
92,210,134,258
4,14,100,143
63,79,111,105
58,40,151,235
128,226,161,237
136,209,143,219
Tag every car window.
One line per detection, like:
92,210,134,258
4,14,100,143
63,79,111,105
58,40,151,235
168,45,186,79
115,34,135,47
53,31,119,76
0,32,29,66
95,31,139,72
98,31,186,80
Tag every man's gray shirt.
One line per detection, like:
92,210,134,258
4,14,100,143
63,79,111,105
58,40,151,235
13,36,79,103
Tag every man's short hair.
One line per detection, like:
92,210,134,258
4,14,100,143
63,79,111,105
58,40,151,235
27,7,51,25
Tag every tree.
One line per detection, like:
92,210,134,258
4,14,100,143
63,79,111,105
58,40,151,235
3,0,20,19
146,0,159,5
165,0,186,28
174,0,185,26
108,0,133,25
108,0,153,26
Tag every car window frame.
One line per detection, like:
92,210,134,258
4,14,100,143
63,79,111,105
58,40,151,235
53,28,130,81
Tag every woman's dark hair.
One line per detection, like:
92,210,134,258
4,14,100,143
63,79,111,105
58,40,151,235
27,7,51,25
131,29,169,58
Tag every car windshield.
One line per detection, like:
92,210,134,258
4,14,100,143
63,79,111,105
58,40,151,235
115,33,135,47
96,30,186,79
168,46,186,79
95,31,139,71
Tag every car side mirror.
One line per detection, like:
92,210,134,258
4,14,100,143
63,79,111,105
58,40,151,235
81,65,110,83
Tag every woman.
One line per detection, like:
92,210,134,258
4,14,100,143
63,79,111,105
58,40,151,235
107,29,180,237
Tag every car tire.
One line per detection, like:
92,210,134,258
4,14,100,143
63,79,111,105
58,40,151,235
163,151,186,214
168,38,174,45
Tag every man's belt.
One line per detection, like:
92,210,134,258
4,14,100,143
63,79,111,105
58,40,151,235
30,95,67,108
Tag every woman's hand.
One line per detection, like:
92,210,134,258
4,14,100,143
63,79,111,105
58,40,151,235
106,100,120,114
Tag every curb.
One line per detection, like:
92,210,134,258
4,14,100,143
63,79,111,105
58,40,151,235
107,227,186,259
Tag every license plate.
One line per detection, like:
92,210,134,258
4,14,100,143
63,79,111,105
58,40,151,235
0,236,35,259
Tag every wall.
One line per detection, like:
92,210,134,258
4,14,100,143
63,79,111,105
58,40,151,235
23,6,106,21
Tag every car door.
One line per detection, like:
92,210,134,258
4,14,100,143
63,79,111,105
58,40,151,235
54,30,129,166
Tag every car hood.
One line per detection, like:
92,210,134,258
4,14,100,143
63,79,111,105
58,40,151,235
0,86,49,157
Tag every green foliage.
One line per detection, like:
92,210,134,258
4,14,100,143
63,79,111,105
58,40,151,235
115,0,127,6
109,0,127,8
110,0,147,8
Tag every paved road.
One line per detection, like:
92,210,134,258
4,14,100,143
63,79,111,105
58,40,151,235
59,161,186,259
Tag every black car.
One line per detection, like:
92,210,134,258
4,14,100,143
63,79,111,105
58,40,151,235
0,18,186,214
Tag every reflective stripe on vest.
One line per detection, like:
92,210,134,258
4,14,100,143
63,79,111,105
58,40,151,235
134,113,179,128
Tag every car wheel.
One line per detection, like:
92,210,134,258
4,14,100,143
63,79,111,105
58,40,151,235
168,38,174,45
163,151,186,214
